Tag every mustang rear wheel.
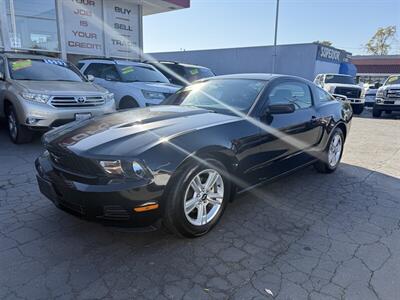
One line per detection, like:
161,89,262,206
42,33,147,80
314,127,344,174
163,158,231,238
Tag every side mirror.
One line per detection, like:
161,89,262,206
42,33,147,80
267,103,296,114
332,94,348,101
87,74,95,82
0,72,4,80
374,82,382,89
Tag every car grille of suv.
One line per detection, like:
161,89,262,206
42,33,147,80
48,148,102,177
334,87,361,99
50,96,105,108
386,89,400,99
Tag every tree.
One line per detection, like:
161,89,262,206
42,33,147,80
365,26,397,55
314,40,333,47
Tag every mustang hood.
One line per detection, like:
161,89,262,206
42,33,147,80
43,105,239,158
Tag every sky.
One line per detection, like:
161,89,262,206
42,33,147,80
143,0,400,55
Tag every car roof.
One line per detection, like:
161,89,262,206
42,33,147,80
205,73,285,81
1,52,60,60
79,58,152,68
320,73,352,77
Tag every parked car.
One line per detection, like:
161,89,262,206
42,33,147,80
364,86,378,108
314,73,364,114
35,74,352,237
148,61,215,86
373,74,400,117
78,59,181,109
0,52,115,144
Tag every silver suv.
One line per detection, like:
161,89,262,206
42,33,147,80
0,53,116,144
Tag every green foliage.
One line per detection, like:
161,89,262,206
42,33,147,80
365,26,397,55
314,40,333,46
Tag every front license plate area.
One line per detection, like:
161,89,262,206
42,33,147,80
75,113,92,121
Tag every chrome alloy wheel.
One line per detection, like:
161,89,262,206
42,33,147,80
7,110,18,141
184,169,224,226
328,133,342,168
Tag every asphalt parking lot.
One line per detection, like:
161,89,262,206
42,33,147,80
1,110,400,300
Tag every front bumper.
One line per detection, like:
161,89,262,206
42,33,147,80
35,152,164,226
373,103,400,111
19,98,116,129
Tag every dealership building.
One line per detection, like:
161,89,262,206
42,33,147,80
0,0,190,62
151,43,356,81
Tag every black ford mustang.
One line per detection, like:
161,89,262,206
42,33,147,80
36,74,352,237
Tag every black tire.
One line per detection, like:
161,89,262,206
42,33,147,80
372,108,382,118
163,158,231,238
351,104,364,115
5,105,33,144
314,127,344,174
118,96,139,110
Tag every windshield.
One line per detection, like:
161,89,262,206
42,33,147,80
384,75,400,85
163,79,266,114
8,58,85,81
325,74,355,84
184,66,215,82
117,65,169,83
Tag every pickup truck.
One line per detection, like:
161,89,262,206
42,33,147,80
314,74,364,114
373,74,400,118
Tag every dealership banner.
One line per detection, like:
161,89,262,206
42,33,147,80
104,0,140,59
62,0,104,56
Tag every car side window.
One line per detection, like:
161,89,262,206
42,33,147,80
83,63,105,78
161,64,184,84
83,63,119,80
268,81,312,110
317,87,335,102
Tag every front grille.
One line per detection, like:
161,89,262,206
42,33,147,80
48,149,102,176
51,96,105,108
102,206,131,221
334,87,361,99
386,89,400,99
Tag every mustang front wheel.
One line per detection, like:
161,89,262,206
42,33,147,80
314,127,344,173
163,158,231,238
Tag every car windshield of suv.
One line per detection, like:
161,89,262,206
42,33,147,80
117,65,169,83
8,58,85,82
163,79,266,114
384,75,400,85
325,75,355,84
184,66,215,82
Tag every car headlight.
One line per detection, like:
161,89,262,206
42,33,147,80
104,92,114,102
376,89,385,98
99,160,149,178
21,93,50,103
141,90,166,100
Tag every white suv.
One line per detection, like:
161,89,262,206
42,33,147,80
78,59,181,109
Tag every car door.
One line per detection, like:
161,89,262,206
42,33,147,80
249,79,324,182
